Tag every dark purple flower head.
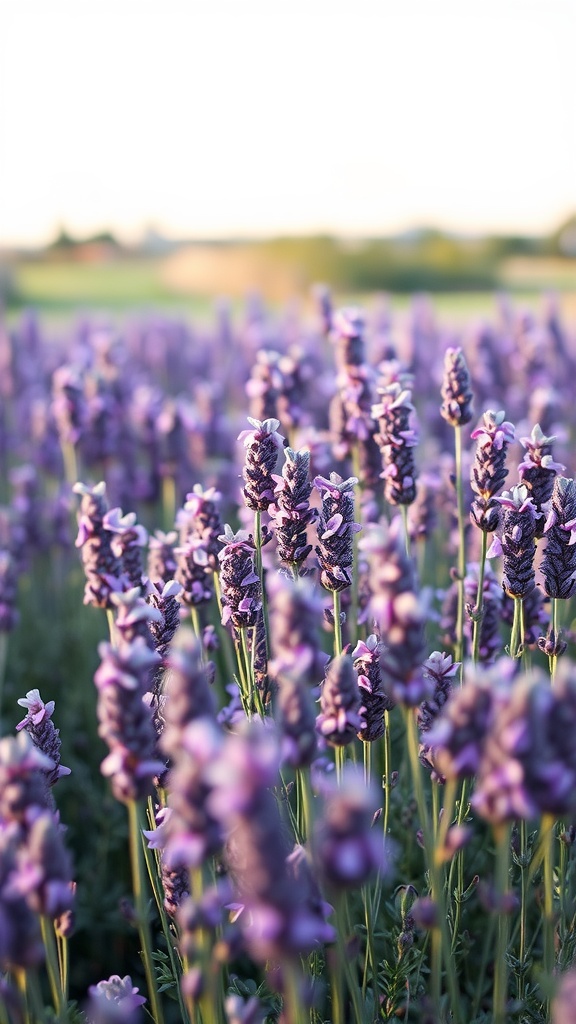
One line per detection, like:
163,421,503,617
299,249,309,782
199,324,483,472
540,476,576,599
0,732,56,822
317,653,364,747
372,383,419,506
440,346,474,427
470,410,515,533
313,766,388,889
51,365,85,446
5,809,75,919
16,689,71,788
518,424,565,533
74,481,122,609
314,473,361,593
268,447,317,570
351,635,392,742
238,417,284,513
218,525,261,631
360,519,430,706
268,574,328,683
103,508,148,591
489,485,537,599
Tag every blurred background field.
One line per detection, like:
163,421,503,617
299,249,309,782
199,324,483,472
3,216,576,323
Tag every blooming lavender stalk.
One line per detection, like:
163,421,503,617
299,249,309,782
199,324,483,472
372,382,419,506
440,347,474,428
175,485,223,610
74,482,122,609
145,579,182,722
16,688,71,790
360,519,430,706
317,653,364,747
217,526,261,633
159,627,216,756
147,530,178,587
103,508,148,591
94,638,164,803
352,635,392,742
470,410,515,534
314,473,361,650
52,365,85,484
313,766,387,889
518,423,565,535
489,486,538,658
237,417,284,513
268,447,317,575
0,829,44,970
418,653,460,779
541,477,576,600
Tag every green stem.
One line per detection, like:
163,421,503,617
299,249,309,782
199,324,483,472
550,597,559,683
517,818,528,1004
40,916,66,1021
383,709,392,839
454,425,467,670
471,532,488,663
542,813,556,1001
283,961,306,1024
190,606,202,644
61,440,78,489
335,897,365,1024
333,591,343,657
254,509,270,660
493,823,512,1024
127,800,165,1024
509,595,524,660
162,474,176,532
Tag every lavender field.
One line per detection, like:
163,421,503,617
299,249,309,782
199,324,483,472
2,290,576,1024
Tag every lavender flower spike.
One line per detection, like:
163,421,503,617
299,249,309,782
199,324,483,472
518,423,565,534
352,635,392,742
74,481,122,609
314,473,361,593
440,346,474,427
217,525,261,631
372,383,419,506
268,446,317,572
238,416,284,513
489,485,537,599
541,476,576,600
470,410,515,533
317,652,364,747
16,688,71,787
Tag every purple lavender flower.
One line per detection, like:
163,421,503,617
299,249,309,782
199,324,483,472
470,410,515,533
518,423,565,534
0,830,44,970
51,365,85,447
87,974,146,1024
372,383,419,506
489,485,538,599
245,349,284,423
238,417,284,513
103,508,148,591
540,476,576,600
417,652,460,776
212,724,333,962
94,638,164,803
4,809,75,919
440,346,474,427
0,732,56,822
330,307,366,370
16,689,71,788
360,519,430,706
147,530,178,587
314,473,361,593
313,766,387,889
159,627,216,758
111,587,161,647
424,660,513,782
352,635,392,742
175,485,223,607
74,482,122,609
472,665,576,823
218,525,261,632
268,447,317,572
316,653,364,747
552,969,576,1024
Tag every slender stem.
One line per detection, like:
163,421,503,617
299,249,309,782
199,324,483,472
56,932,69,1007
383,709,392,838
453,425,467,670
542,813,556,1000
40,916,66,1021
190,606,202,644
517,818,528,1003
550,597,559,684
333,590,343,657
0,631,7,728
471,532,488,663
283,961,306,1024
61,440,78,489
335,897,365,1024
400,504,411,559
493,823,512,1024
127,800,165,1024
509,595,524,660
254,509,270,660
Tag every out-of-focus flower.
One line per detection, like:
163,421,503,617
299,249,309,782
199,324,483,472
440,347,474,427
317,653,364,747
372,383,419,506
313,766,388,889
74,482,122,609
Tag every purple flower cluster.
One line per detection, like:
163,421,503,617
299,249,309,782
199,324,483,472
489,485,538,599
372,383,419,506
361,519,430,706
518,423,565,533
440,347,474,427
218,525,261,632
74,481,122,608
470,409,515,533
268,447,317,572
175,485,223,607
317,653,364,747
352,635,392,742
314,473,361,593
238,417,284,513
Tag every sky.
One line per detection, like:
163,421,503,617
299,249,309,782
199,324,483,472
1,0,575,246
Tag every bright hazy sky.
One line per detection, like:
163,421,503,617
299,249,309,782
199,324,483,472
1,0,575,246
